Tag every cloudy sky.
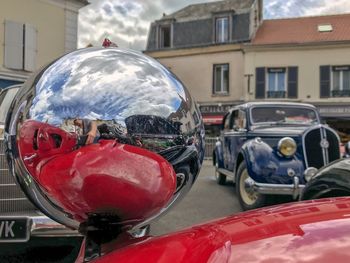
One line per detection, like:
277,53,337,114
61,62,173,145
78,0,350,50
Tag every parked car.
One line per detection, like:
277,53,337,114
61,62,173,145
213,102,341,210
0,86,81,260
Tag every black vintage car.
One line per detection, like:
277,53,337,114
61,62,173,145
213,102,341,210
301,157,350,200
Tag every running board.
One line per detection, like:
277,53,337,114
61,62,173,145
218,168,235,182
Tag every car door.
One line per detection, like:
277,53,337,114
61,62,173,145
224,109,247,172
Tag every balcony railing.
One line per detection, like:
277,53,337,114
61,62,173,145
332,90,350,97
267,91,286,99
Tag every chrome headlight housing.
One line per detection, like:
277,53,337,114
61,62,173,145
278,137,297,157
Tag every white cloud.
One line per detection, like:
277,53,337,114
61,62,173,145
78,0,350,50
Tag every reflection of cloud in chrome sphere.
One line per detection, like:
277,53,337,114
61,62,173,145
30,48,185,126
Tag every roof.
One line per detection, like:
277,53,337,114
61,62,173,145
160,0,255,22
252,13,350,46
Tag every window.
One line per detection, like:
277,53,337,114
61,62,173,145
159,25,171,48
223,112,232,130
231,110,246,131
332,66,350,97
213,64,229,95
215,17,229,43
267,68,287,98
4,20,37,71
255,67,298,99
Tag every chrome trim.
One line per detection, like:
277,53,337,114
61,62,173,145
304,167,318,182
30,216,80,237
321,126,329,165
302,124,341,168
245,176,305,200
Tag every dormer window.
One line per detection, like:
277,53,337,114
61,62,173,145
215,17,229,43
159,25,171,48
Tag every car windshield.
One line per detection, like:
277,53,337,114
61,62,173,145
251,106,319,125
0,88,19,124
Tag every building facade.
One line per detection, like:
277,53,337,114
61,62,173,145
145,0,263,136
0,0,88,89
146,0,350,138
245,14,350,139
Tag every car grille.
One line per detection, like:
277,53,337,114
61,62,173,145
0,139,36,213
303,126,340,169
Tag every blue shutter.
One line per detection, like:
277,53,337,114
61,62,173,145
320,66,331,98
288,67,298,99
255,67,265,99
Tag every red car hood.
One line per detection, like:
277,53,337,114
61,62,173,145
94,197,350,263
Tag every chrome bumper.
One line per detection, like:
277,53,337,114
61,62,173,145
245,176,305,200
31,215,79,237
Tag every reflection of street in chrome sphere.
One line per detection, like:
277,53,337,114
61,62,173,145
5,47,205,235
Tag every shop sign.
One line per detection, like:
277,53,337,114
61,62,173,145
200,104,236,114
318,105,350,117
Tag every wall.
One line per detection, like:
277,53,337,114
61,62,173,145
147,45,245,104
244,44,350,103
0,0,66,74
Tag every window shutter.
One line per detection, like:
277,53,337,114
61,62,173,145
255,67,265,99
288,67,298,99
24,24,37,72
320,66,331,98
4,20,24,70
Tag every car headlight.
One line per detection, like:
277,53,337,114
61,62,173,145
278,137,297,157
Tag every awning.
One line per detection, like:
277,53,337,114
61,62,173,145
203,115,223,125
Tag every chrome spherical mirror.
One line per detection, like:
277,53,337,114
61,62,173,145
4,47,204,234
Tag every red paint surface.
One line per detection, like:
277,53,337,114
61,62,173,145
18,120,177,224
92,197,350,263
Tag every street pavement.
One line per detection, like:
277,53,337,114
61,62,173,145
151,160,243,236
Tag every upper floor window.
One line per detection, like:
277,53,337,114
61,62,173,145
4,20,37,72
215,17,229,43
267,68,287,98
320,65,350,98
213,64,229,95
159,25,171,48
255,67,298,99
332,66,350,97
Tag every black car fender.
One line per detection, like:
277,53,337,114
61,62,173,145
301,158,350,200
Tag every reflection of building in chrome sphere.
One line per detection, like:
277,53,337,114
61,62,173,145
5,48,205,238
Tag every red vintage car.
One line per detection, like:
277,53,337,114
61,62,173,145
88,197,350,263
4,47,350,263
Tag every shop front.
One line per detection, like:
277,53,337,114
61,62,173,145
316,104,350,143
200,103,241,137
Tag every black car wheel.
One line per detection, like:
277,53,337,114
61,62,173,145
236,162,266,210
215,162,226,185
